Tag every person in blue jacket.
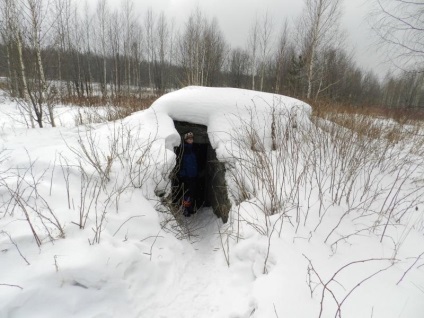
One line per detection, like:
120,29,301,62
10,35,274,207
179,132,198,216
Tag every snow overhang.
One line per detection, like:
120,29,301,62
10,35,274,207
124,86,312,160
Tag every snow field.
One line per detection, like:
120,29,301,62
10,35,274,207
0,86,423,317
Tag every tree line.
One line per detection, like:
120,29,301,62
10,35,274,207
0,0,422,127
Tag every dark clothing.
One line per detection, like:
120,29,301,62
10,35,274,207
178,142,199,215
179,144,198,178
173,140,209,215
180,176,197,196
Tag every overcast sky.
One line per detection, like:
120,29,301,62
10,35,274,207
107,0,389,78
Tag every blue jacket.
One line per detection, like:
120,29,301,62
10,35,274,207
179,143,198,178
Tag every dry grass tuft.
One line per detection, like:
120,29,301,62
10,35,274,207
62,95,159,111
309,99,424,142
62,95,161,125
310,100,424,123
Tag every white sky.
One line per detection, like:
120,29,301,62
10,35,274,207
108,0,390,77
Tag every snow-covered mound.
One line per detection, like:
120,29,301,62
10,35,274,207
125,86,311,155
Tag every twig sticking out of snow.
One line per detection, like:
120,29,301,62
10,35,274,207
0,283,23,290
0,230,30,265
303,254,397,318
396,251,424,286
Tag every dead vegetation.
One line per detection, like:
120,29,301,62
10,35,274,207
64,95,160,125
310,100,424,123
308,100,424,148
61,95,159,110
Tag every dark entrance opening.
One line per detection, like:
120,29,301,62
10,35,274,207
172,121,231,223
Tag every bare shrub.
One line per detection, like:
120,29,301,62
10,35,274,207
75,169,98,230
0,230,30,265
65,127,117,183
304,254,397,318
314,113,424,247
223,101,310,272
226,103,305,219
303,105,424,249
70,95,159,125
157,195,201,240
223,98,424,260
0,146,11,217
63,121,159,244
2,152,65,246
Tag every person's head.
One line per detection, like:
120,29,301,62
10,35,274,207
184,132,194,144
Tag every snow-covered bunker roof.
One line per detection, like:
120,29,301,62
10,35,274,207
123,86,312,221
129,86,312,158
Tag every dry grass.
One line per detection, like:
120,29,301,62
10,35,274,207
62,95,159,113
0,81,9,92
61,95,161,125
223,100,424,255
310,100,424,124
308,100,424,142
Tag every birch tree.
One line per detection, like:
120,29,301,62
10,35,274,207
122,0,135,96
371,0,424,72
132,23,143,97
27,0,52,127
177,8,205,85
53,0,73,100
274,21,289,94
258,12,274,92
82,1,94,97
155,11,169,92
3,0,39,128
0,0,20,99
297,0,343,99
96,0,110,97
109,10,122,96
70,3,84,97
247,17,259,90
145,8,155,92
229,48,250,88
201,18,227,86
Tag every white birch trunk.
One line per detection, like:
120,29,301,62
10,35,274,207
16,31,35,128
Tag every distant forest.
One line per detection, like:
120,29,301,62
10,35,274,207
1,0,423,110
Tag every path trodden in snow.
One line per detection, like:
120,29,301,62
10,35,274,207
139,208,256,318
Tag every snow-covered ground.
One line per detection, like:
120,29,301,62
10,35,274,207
0,87,423,318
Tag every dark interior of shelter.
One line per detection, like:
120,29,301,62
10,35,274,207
172,121,231,223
